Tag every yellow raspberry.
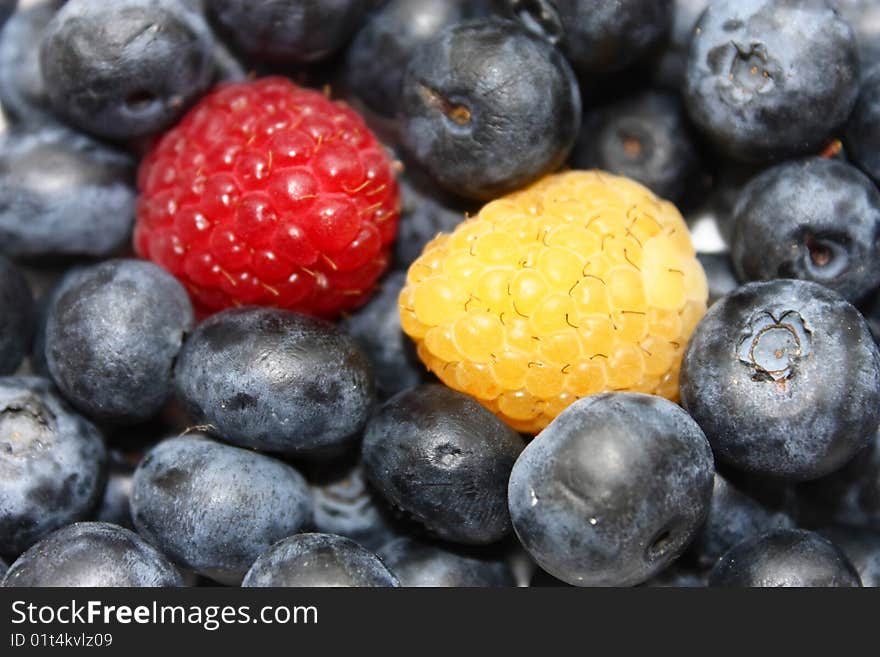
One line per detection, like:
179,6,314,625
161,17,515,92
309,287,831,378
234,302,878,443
399,171,708,433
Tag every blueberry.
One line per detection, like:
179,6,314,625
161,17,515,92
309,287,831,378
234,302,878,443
796,435,880,531
29,266,87,379
641,563,706,588
307,457,399,552
682,280,880,481
362,384,525,545
399,18,581,201
506,0,673,77
845,65,880,187
343,271,425,400
0,125,136,260
731,158,880,302
0,1,60,126
816,525,880,587
2,521,182,587
0,0,14,29
393,173,470,270
571,91,699,203
651,0,711,91
684,0,859,162
45,259,194,426
831,1,880,71
0,257,34,376
344,0,492,118
94,450,135,530
0,377,106,557
131,433,314,584
174,307,375,457
508,393,714,587
206,0,365,65
378,537,515,587
242,533,399,587
708,529,862,587
696,253,739,306
688,473,794,570
39,0,216,140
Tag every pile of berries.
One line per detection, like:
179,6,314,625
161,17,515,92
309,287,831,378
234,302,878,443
1,0,880,590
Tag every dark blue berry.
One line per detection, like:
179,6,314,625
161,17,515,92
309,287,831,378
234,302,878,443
681,280,880,481
206,0,365,65
0,125,136,260
307,456,399,552
507,0,673,76
45,259,194,426
0,256,34,375
641,563,706,588
399,18,581,201
845,65,880,187
731,158,880,302
0,1,60,126
508,393,714,587
817,525,880,587
39,0,216,140
378,537,515,587
345,0,492,118
242,533,399,587
131,433,314,585
94,449,135,530
688,472,794,569
343,271,425,400
571,91,699,202
651,0,711,91
708,529,862,587
2,521,182,587
832,1,880,71
174,307,375,457
684,0,859,162
362,384,525,545
697,252,739,306
0,377,106,557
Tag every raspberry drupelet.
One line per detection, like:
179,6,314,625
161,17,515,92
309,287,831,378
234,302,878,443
400,171,708,433
134,77,400,318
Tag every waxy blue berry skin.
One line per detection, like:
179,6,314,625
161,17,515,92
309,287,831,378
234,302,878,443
363,384,525,545
2,522,182,587
399,19,581,201
684,0,859,162
708,529,862,587
378,537,515,587
131,434,314,585
681,280,880,482
242,533,400,588
731,158,880,303
45,259,194,426
0,256,34,376
174,307,375,457
508,393,714,587
0,377,107,557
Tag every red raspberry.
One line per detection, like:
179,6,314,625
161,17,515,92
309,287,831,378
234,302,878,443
134,77,399,318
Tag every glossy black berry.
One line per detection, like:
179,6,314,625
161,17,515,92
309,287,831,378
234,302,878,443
732,158,880,302
362,384,525,545
242,533,399,587
684,0,859,162
508,393,714,587
681,280,880,481
399,19,581,201
2,522,181,587
708,529,862,587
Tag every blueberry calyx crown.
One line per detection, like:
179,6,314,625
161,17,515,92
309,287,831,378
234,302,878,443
736,310,812,382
